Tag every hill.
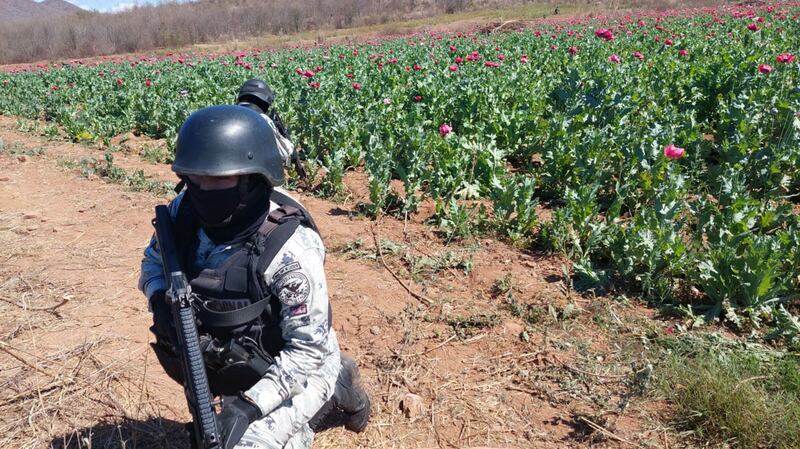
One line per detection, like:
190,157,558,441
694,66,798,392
0,0,82,22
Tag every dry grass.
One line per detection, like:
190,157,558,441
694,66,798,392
0,212,178,449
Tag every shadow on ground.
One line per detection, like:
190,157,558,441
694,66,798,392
50,417,189,449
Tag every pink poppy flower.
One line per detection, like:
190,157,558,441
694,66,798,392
594,28,614,41
449,64,459,72
758,64,773,73
679,49,689,56
439,123,452,137
663,144,685,160
776,53,796,63
352,83,362,90
608,54,622,64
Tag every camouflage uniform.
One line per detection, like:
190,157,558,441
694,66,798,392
139,189,340,449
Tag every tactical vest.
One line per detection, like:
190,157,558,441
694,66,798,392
173,190,321,396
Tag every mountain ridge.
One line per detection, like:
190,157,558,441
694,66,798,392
0,0,83,22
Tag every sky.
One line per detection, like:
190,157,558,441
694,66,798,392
55,0,190,13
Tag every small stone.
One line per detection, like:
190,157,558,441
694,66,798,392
26,225,38,232
52,227,60,233
0,176,9,181
440,303,454,316
17,155,27,162
399,393,425,419
22,212,39,220
523,261,537,268
369,326,381,336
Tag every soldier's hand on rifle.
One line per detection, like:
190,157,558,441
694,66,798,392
148,289,177,346
216,395,261,449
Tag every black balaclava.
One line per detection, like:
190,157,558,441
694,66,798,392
185,175,272,245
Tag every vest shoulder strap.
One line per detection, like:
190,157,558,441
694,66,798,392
253,191,322,279
270,190,319,233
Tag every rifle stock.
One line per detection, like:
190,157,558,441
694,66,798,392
153,204,221,449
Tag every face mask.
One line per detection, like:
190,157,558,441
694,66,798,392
185,180,240,226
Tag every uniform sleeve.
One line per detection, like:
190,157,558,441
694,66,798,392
261,113,295,168
137,194,185,305
243,228,335,416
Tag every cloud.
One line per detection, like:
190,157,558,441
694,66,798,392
110,2,138,12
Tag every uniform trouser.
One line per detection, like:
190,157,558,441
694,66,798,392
234,348,341,449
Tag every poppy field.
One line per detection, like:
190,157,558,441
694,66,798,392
1,3,799,339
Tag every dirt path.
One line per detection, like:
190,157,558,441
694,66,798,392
0,118,671,448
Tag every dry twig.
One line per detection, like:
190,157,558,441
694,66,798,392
371,220,433,306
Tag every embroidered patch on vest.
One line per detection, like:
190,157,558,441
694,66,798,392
289,303,308,317
274,271,310,306
271,262,301,282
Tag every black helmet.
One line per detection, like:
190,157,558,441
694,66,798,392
172,105,284,186
237,79,274,113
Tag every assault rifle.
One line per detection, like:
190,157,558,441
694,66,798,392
153,205,221,449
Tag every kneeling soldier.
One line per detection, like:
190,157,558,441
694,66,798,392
138,105,370,449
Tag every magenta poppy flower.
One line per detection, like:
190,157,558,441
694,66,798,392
663,144,685,160
51,85,59,91
679,49,689,56
594,28,614,41
145,79,152,87
520,54,529,63
776,53,796,63
439,123,452,137
498,54,506,61
484,61,500,68
454,56,463,64
449,64,459,72
758,64,773,73
608,54,622,64
352,83,362,90
632,51,644,60
308,81,320,89
568,46,578,55
748,23,759,31
449,45,457,52
116,78,123,87
413,64,422,70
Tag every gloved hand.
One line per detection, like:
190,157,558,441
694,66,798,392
217,395,261,449
148,289,178,347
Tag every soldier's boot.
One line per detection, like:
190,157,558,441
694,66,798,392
309,354,371,433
